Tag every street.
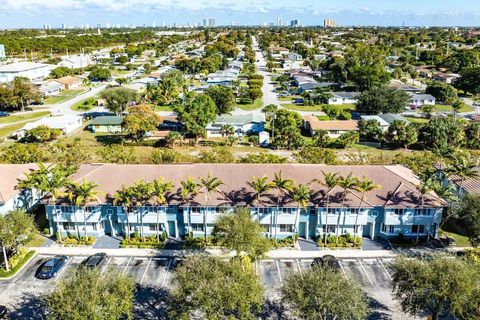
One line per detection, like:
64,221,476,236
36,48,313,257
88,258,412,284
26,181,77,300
0,254,413,319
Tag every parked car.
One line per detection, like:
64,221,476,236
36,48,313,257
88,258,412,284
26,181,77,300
81,253,107,269
36,255,68,279
311,255,340,271
0,305,7,319
0,111,9,117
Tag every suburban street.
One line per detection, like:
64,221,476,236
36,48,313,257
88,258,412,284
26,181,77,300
0,253,412,320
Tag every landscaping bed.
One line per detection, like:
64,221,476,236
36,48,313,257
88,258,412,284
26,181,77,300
316,233,362,249
0,248,36,278
121,233,166,249
57,234,96,246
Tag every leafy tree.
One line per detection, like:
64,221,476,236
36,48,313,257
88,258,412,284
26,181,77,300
173,94,217,144
293,147,338,164
272,109,304,150
291,184,311,237
212,207,271,259
116,77,128,86
0,143,47,164
0,210,37,271
385,120,418,149
465,123,480,149
425,81,458,102
99,87,137,115
50,67,76,79
390,256,480,320
356,86,410,114
165,131,182,148
220,124,235,145
418,118,465,150
452,193,480,246
122,105,161,142
44,268,135,320
23,125,62,143
49,138,90,167
115,55,129,64
443,49,480,73
447,156,479,198
205,85,236,115
451,99,464,121
195,148,235,163
281,264,368,320
247,86,263,101
169,255,263,320
154,70,185,105
149,178,174,241
0,77,41,111
88,67,111,82
358,119,384,142
313,129,331,148
239,152,287,164
113,186,134,240
456,67,480,95
150,149,180,164
335,131,360,148
421,104,435,119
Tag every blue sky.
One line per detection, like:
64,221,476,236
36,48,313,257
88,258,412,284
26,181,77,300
1,0,480,28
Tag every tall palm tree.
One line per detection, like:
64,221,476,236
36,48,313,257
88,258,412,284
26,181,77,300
353,177,381,240
271,171,294,240
312,171,340,246
291,184,311,240
180,176,199,237
131,180,154,240
220,124,235,145
65,180,100,240
113,186,134,240
337,173,358,244
199,172,224,242
248,176,273,224
447,156,479,197
451,99,463,122
431,182,457,234
151,178,173,241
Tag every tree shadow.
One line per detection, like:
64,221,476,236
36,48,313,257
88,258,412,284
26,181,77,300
95,134,124,145
367,297,392,320
262,298,290,320
134,285,171,320
7,292,46,320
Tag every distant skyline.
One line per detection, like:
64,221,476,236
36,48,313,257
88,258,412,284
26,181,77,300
1,0,480,28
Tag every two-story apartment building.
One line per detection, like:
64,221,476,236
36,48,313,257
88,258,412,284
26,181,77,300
0,164,41,215
19,164,447,242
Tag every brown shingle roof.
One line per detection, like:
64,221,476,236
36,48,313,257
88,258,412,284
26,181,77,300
60,164,446,208
303,116,359,132
54,75,81,85
0,164,39,204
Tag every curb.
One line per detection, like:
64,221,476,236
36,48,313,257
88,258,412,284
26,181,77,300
0,250,38,281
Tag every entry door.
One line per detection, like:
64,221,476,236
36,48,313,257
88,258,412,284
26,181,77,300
299,222,307,238
168,221,176,238
362,223,371,237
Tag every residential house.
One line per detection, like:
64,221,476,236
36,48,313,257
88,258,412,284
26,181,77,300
0,62,52,83
88,116,123,133
287,53,303,61
409,94,436,107
38,81,63,96
443,166,480,198
328,92,361,105
269,46,290,56
376,113,410,126
0,164,41,215
313,54,327,61
16,115,83,139
21,163,447,240
54,75,82,90
57,54,92,69
302,116,359,138
360,115,391,132
389,80,422,94
432,72,460,84
207,68,240,86
206,114,265,138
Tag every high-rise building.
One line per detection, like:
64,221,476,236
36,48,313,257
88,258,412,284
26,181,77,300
276,17,282,27
290,19,299,27
61,23,66,30
0,44,6,60
324,19,336,28
202,18,208,27
208,18,216,27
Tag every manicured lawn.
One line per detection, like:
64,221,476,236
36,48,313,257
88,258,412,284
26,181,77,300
281,103,324,112
71,97,97,111
278,95,302,102
0,122,29,138
416,104,474,113
154,105,174,112
237,99,263,111
0,111,50,125
404,116,429,124
440,229,470,247
44,89,85,104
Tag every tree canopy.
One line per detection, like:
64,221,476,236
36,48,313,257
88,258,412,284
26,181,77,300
99,87,137,115
355,86,410,115
204,85,236,115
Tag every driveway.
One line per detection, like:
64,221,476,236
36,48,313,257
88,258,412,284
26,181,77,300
92,235,122,249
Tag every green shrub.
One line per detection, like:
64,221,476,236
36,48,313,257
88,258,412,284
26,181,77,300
43,228,50,235
0,250,35,278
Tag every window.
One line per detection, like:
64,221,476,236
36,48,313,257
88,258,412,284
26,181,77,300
327,208,337,215
258,207,268,215
309,208,316,215
279,208,293,215
381,224,395,234
149,224,158,231
191,224,204,231
62,222,75,230
394,208,404,215
347,208,359,215
322,225,336,233
191,207,201,214
417,208,429,216
91,223,98,231
279,224,295,233
412,225,425,234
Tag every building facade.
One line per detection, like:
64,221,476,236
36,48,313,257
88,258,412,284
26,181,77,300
37,164,446,241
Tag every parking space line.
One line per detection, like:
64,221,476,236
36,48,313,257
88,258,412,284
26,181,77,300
295,259,302,274
101,257,112,275
275,260,282,284
378,258,392,281
55,257,72,282
358,259,374,286
122,257,132,276
161,259,173,287
139,258,152,285
338,260,349,282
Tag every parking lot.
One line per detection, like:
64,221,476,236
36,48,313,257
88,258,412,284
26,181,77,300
0,254,411,319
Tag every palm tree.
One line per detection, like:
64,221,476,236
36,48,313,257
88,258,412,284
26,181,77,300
451,99,463,122
180,177,199,237
353,177,381,240
166,131,182,148
291,184,311,240
248,176,273,224
65,180,100,240
312,171,339,246
220,124,235,145
447,156,479,197
131,180,154,240
271,171,294,240
337,173,358,244
199,172,224,242
150,178,173,241
113,186,134,240
431,182,457,234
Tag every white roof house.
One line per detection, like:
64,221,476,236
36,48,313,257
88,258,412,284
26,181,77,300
410,94,436,107
0,62,52,83
57,54,92,69
39,81,63,96
16,115,83,139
